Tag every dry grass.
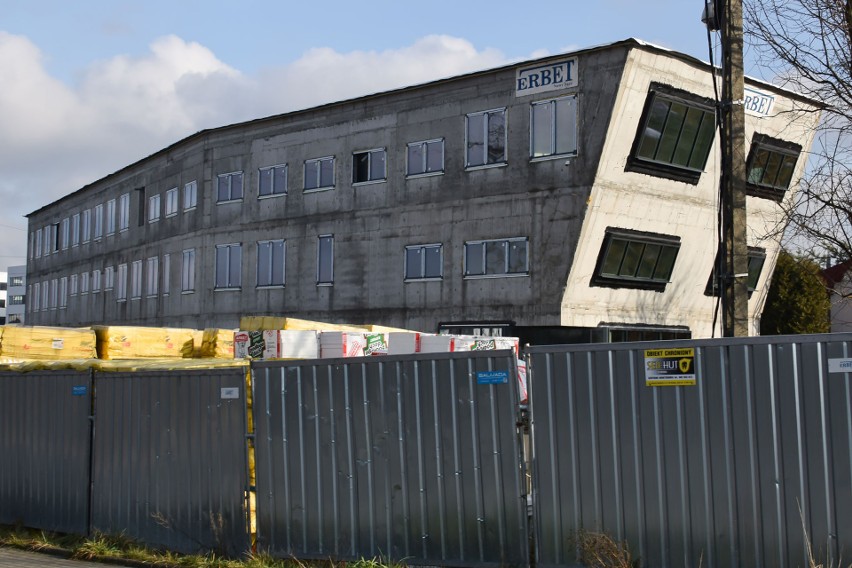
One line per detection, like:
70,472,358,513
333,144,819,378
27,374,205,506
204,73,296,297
572,529,635,568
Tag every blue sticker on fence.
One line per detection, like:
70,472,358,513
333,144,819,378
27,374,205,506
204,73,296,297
477,370,509,385
72,386,88,396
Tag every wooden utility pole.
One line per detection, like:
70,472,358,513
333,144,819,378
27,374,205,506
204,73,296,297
720,0,750,336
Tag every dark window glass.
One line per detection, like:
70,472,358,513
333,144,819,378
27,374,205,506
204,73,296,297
594,230,681,290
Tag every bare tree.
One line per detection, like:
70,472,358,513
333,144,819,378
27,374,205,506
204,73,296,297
744,0,852,261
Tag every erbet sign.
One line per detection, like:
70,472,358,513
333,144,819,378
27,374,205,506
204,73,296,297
516,57,578,97
744,87,775,117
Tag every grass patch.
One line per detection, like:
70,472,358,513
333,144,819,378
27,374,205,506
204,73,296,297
0,525,404,567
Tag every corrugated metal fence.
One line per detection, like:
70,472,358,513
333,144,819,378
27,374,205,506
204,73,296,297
251,352,528,567
527,333,852,568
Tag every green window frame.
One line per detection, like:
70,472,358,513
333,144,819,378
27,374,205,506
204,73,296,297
593,228,681,291
705,246,766,297
746,134,801,201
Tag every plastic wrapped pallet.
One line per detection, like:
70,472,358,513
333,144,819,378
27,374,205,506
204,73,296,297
420,334,520,355
234,330,279,359
93,326,196,359
0,325,97,360
201,328,236,359
320,331,388,358
278,330,320,359
387,332,423,355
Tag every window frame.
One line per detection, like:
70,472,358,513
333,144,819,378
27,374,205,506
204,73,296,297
146,256,159,297
216,171,244,203
591,228,682,292
130,260,142,300
304,156,335,192
404,243,444,281
465,107,508,169
165,187,179,217
745,134,802,201
215,243,242,290
705,246,767,297
352,148,387,185
119,193,130,232
463,237,529,279
148,194,161,224
182,249,196,293
104,266,114,291
71,213,80,247
258,164,288,198
625,83,717,185
183,180,198,211
116,264,127,301
317,234,334,285
60,218,70,250
106,199,117,236
406,139,445,178
80,271,89,295
256,239,286,288
529,94,579,160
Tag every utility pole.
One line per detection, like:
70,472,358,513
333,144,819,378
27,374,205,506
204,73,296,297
719,0,750,337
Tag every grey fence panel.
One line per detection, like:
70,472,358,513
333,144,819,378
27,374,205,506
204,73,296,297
252,351,528,567
0,370,93,535
90,368,250,556
527,333,852,568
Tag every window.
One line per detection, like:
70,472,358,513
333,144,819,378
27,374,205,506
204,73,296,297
33,282,40,311
259,165,287,197
407,139,444,177
304,157,335,191
119,193,130,231
60,218,70,250
92,269,102,293
148,194,161,223
256,240,285,287
746,134,802,201
405,244,443,280
116,264,127,301
49,279,57,310
9,295,24,305
59,277,67,309
9,276,23,287
592,228,681,291
104,266,114,291
106,199,116,235
82,209,91,243
353,149,386,184
130,260,142,299
215,244,242,289
71,213,80,247
35,230,42,258
70,274,78,296
162,254,170,296
184,180,197,210
530,95,578,158
94,204,104,239
217,171,244,202
627,84,716,184
466,108,507,167
165,188,179,217
51,223,59,252
317,235,334,285
182,249,196,292
464,237,529,277
705,247,767,296
146,257,158,297
80,272,89,295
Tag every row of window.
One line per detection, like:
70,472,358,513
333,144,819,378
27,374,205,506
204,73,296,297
26,236,531,314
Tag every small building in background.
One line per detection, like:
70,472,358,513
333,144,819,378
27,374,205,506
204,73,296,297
23,39,822,344
6,265,26,325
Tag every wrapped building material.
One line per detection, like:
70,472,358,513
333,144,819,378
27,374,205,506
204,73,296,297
239,315,365,332
0,325,97,360
93,326,196,360
320,332,389,358
278,330,320,359
201,328,236,359
234,330,279,359
387,332,423,355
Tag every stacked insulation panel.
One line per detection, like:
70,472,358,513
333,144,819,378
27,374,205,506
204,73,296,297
201,328,236,359
93,326,197,359
0,325,97,360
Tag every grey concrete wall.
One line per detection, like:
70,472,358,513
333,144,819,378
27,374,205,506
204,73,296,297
24,44,622,331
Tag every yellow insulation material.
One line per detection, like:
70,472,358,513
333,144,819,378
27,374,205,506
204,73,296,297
201,328,236,358
93,326,197,360
239,315,366,332
0,326,97,360
362,324,422,333
0,357,249,373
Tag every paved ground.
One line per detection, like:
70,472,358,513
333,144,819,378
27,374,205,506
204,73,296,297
0,547,136,567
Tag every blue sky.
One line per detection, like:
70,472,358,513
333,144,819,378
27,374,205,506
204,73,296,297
0,0,740,272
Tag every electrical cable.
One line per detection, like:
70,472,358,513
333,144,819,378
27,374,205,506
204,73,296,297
707,0,725,338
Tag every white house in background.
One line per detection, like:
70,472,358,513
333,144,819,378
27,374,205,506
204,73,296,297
822,260,852,332
6,265,26,325
24,39,821,345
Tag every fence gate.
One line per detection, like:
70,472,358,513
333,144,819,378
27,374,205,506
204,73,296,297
0,370,93,535
89,368,251,556
251,352,529,567
526,334,852,568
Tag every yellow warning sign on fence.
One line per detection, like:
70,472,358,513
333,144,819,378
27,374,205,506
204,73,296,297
644,347,696,386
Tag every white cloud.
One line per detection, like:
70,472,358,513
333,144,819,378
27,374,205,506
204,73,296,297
0,32,513,271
